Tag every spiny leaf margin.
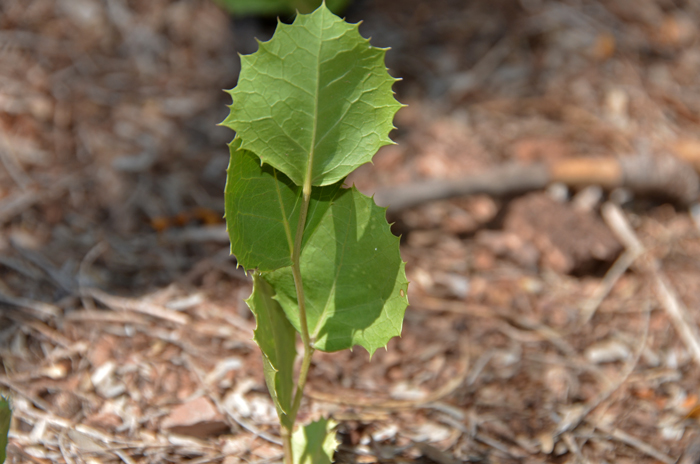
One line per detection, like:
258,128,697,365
222,3,403,188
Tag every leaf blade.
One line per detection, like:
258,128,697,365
225,140,341,272
266,188,409,355
222,3,402,187
247,273,297,423
292,418,338,464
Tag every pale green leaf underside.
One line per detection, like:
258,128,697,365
222,3,402,187
292,418,338,464
265,188,409,355
226,142,408,354
246,274,296,421
0,396,10,464
225,140,341,272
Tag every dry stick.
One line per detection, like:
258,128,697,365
0,138,32,190
594,425,675,464
435,412,529,460
4,309,72,347
1,342,87,384
180,353,283,447
553,297,650,438
579,246,640,324
374,154,700,213
307,344,470,410
11,240,77,293
82,287,190,325
654,273,700,365
0,375,52,412
375,163,549,212
0,292,61,319
58,434,77,464
413,295,609,383
64,309,150,325
10,395,217,458
6,443,47,464
580,199,647,323
561,432,589,464
0,174,78,225
114,449,137,464
78,241,108,311
602,203,700,366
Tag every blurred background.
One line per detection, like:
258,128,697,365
2,0,700,463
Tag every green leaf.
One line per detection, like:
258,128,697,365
215,0,350,16
225,139,342,272
292,418,338,464
226,140,409,354
0,396,10,464
222,3,402,188
265,188,409,354
247,274,297,424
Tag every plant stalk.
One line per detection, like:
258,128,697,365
283,180,316,464
281,427,293,464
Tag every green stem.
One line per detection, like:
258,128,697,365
281,427,293,464
291,183,313,358
283,179,316,464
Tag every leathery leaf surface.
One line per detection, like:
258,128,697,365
264,187,409,355
246,274,296,424
225,139,341,272
222,3,402,187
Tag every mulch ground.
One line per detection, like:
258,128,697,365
2,0,700,463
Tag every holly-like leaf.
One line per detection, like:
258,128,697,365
265,187,409,355
222,3,402,188
247,274,297,424
292,418,338,464
225,139,342,272
0,396,10,464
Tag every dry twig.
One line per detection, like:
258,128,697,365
307,345,470,410
601,202,700,366
375,154,700,213
82,287,190,325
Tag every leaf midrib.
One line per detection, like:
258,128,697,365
272,169,295,261
304,8,326,191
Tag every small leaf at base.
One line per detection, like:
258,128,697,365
292,418,338,464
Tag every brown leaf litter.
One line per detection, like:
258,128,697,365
3,0,700,463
